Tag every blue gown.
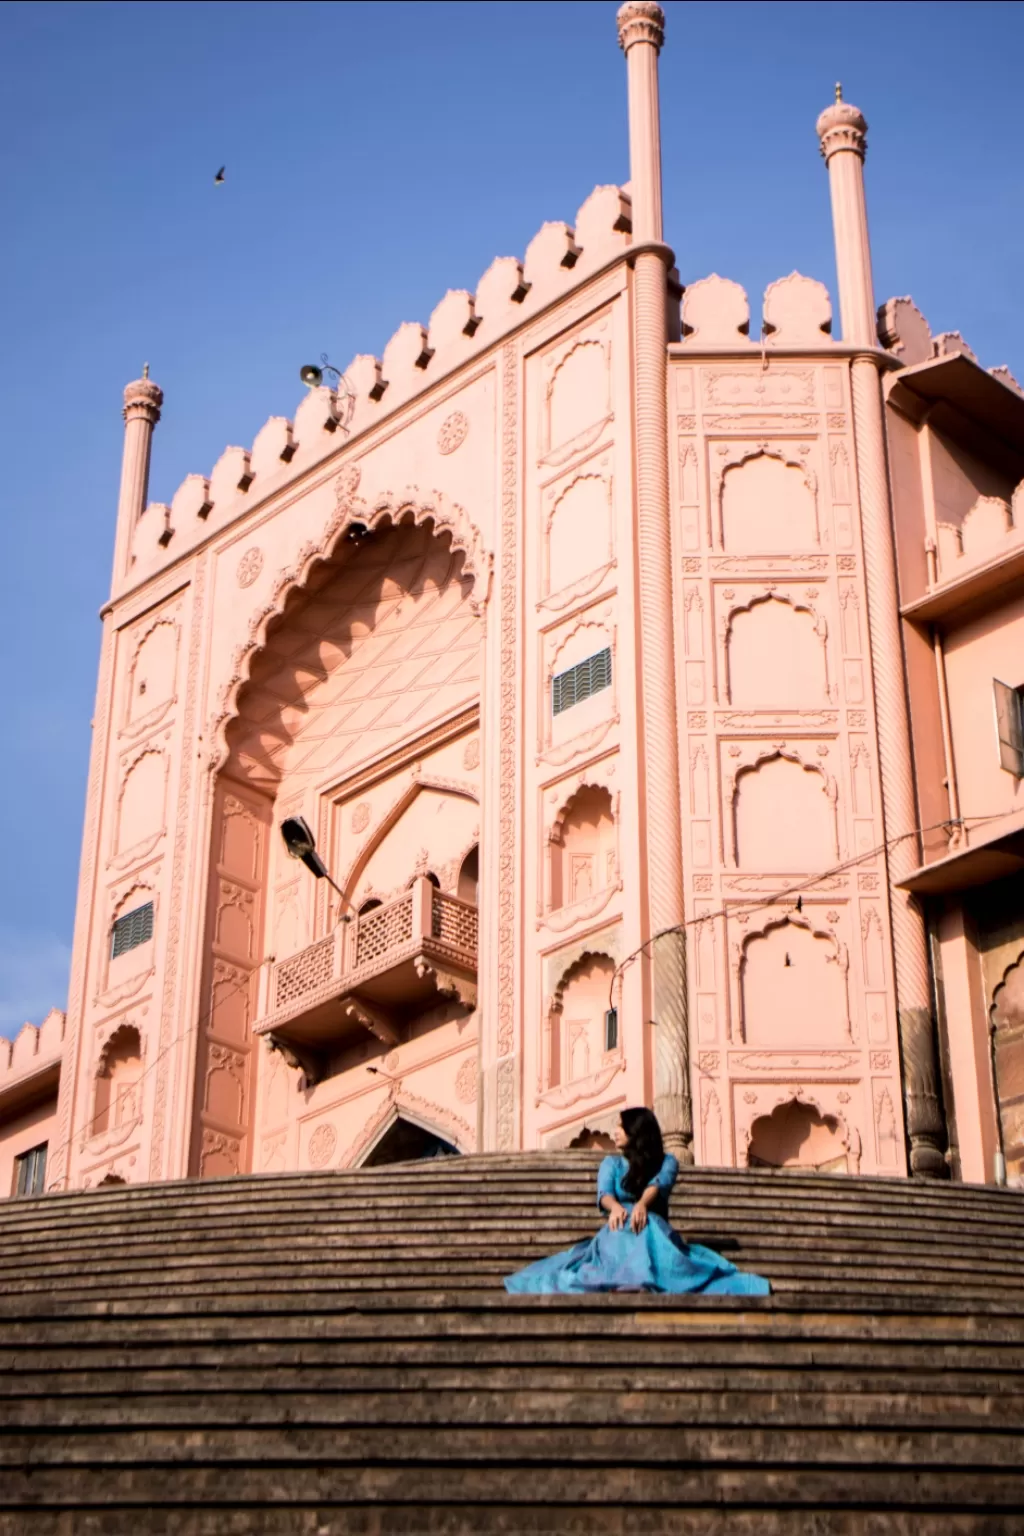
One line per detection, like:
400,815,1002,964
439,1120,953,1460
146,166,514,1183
504,1154,771,1296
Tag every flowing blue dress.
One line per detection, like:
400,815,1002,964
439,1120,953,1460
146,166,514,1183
504,1154,771,1296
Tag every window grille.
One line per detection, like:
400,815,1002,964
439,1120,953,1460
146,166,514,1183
111,901,154,960
604,1007,618,1053
14,1143,47,1198
994,680,1024,777
552,647,612,716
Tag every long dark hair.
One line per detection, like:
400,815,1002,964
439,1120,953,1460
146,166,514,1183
620,1107,665,1197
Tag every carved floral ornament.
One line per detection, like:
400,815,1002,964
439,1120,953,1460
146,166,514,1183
236,547,264,588
437,411,469,455
206,486,492,773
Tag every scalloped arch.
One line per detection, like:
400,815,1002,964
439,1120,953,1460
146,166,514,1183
552,948,617,1013
209,486,491,773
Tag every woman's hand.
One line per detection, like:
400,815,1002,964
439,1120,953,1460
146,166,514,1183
630,1202,648,1233
606,1200,628,1232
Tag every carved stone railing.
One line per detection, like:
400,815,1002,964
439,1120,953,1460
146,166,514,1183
255,877,478,1047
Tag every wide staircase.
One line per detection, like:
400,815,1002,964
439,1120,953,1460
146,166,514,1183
2,1152,1024,1533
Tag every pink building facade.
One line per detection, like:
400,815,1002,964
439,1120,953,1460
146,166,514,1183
5,4,1023,1196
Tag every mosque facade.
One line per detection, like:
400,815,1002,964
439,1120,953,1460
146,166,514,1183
3,2,1023,1196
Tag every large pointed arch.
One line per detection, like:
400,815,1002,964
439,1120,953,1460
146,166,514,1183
208,485,492,772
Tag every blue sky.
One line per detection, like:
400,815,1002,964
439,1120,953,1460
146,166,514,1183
1,0,1021,1038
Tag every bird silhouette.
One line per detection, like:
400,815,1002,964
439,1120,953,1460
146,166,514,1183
214,166,225,186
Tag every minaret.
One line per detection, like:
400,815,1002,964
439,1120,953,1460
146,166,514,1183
816,92,946,1177
617,2,691,1161
112,365,163,583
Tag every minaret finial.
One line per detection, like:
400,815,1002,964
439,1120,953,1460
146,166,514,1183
835,81,842,102
142,362,149,379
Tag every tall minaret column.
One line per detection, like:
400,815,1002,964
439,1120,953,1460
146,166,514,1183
817,96,945,1177
617,2,691,1160
816,91,876,347
112,366,163,583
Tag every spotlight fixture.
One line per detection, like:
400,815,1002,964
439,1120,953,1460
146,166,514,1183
279,815,352,919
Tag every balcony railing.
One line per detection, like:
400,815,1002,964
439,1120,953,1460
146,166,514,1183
254,877,478,1050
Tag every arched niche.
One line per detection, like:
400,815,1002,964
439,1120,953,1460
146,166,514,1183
547,952,617,1090
126,620,178,727
546,474,613,598
734,755,835,872
721,452,817,552
727,596,827,708
115,748,166,858
747,1099,850,1172
547,339,609,452
93,1024,143,1138
457,845,479,906
550,785,616,911
741,919,848,1045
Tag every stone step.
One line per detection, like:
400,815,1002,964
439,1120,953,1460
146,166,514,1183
5,1356,1023,1398
0,1509,1018,1536
3,1236,1022,1280
1,1258,1019,1298
4,1381,1024,1428
3,1211,1023,1251
4,1421,1024,1468
1,1511,1021,1536
8,1332,1024,1371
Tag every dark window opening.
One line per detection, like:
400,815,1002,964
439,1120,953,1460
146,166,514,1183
552,647,612,716
14,1143,47,1198
111,902,154,960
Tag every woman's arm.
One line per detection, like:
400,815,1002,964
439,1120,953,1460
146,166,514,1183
628,1183,661,1233
600,1192,628,1231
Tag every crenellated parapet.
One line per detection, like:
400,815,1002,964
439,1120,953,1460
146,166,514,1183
0,1009,65,1105
125,184,636,586
679,271,833,348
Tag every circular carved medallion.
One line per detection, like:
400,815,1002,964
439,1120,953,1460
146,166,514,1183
455,1057,478,1105
462,738,480,772
236,547,264,588
307,1123,337,1168
351,802,371,834
437,411,468,456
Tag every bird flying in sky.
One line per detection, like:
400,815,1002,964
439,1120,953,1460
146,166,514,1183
214,167,225,185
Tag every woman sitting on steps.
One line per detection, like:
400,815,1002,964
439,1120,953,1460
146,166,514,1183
504,1106,771,1296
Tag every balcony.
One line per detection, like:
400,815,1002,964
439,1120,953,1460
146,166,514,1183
254,877,478,1067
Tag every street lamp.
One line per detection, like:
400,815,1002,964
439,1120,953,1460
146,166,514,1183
299,353,355,431
279,815,352,921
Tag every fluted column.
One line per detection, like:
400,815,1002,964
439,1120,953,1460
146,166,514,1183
618,3,691,1160
112,366,163,584
817,95,945,1176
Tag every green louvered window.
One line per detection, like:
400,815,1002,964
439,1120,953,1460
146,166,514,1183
552,647,612,716
111,902,154,960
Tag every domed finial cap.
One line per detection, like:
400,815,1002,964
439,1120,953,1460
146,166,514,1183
816,92,868,162
123,369,163,425
617,1,665,53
